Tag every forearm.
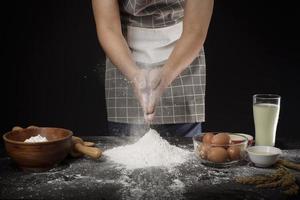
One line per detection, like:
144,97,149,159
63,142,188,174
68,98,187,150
161,0,214,87
162,32,206,87
92,0,138,81
97,28,138,81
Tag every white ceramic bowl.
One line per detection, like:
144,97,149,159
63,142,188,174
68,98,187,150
247,146,282,167
231,133,254,146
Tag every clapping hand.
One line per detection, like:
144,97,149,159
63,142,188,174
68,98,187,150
132,67,167,123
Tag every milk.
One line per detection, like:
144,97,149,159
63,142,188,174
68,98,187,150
253,103,280,146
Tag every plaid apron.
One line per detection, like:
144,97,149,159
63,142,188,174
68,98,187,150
105,0,206,124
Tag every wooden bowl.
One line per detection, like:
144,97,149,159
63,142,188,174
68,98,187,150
3,127,73,172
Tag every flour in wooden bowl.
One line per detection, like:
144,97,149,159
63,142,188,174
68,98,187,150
24,135,48,143
104,129,191,169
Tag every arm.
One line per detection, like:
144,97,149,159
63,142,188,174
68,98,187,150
145,0,214,121
161,0,214,87
91,0,139,81
92,0,151,116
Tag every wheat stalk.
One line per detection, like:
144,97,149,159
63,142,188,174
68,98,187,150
235,160,299,196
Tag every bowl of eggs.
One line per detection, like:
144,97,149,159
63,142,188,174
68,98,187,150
193,132,249,168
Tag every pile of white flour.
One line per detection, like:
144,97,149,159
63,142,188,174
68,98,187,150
104,129,191,169
24,135,48,143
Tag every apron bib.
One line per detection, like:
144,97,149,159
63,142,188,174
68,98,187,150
126,22,183,67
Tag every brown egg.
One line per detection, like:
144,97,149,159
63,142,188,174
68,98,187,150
198,143,211,159
207,147,228,163
202,133,215,144
227,146,241,161
211,133,231,146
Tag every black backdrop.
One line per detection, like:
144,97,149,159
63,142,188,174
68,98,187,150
1,1,300,141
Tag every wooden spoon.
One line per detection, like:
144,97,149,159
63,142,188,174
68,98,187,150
12,126,24,131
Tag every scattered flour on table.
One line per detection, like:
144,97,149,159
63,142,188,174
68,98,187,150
24,135,48,143
104,129,191,169
169,179,185,189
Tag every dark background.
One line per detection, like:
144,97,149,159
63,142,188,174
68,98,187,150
1,1,299,141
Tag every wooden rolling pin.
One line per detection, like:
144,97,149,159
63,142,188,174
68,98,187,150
12,126,102,159
70,136,102,159
83,141,95,147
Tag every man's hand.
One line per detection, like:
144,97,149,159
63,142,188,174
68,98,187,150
132,69,149,116
132,67,173,123
131,67,167,123
144,67,166,123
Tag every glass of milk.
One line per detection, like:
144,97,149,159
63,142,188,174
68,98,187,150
253,94,280,146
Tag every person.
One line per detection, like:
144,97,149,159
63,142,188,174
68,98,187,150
92,0,214,137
